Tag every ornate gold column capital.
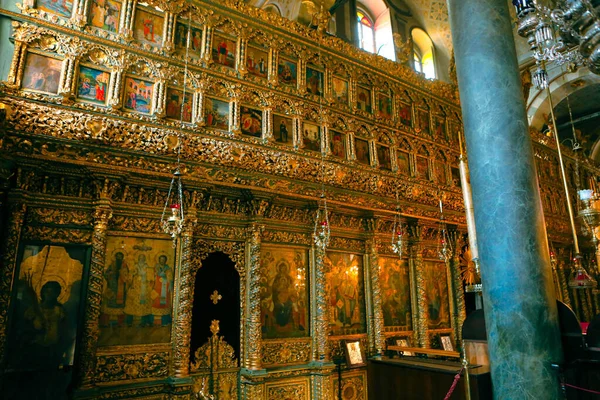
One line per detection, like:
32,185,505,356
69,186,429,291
407,220,423,243
246,222,265,240
92,207,113,230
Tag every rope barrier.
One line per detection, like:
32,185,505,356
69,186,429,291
443,366,465,400
564,383,600,395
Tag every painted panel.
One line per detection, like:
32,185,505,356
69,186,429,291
21,53,61,94
260,247,308,339
325,252,366,335
98,237,176,346
423,261,451,330
379,257,412,330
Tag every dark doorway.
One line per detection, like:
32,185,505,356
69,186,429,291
190,252,240,362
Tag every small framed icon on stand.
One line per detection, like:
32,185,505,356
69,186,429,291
343,339,366,368
395,337,414,356
441,335,454,352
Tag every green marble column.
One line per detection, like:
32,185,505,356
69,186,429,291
447,1,563,398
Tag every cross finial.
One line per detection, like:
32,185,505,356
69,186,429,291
210,290,222,305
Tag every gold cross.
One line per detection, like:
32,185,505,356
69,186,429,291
210,290,222,305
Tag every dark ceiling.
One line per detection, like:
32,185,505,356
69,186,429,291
555,83,600,160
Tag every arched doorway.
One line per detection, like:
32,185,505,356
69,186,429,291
190,251,240,361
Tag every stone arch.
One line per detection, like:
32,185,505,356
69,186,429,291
527,69,600,131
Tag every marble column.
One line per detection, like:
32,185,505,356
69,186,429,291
447,1,563,398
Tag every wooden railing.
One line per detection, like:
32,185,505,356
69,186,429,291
387,345,461,359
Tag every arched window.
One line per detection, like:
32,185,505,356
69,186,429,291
357,10,375,53
350,1,395,61
411,28,436,79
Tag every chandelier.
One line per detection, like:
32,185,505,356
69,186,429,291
391,187,405,256
391,205,405,256
160,15,193,242
513,0,600,89
541,71,598,289
437,197,453,263
312,30,330,253
161,168,185,241
313,193,330,251
576,188,600,288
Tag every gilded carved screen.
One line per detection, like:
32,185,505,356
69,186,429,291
260,246,309,339
98,237,176,346
379,257,412,331
325,252,366,335
423,261,451,330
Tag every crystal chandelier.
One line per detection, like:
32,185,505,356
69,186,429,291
513,0,600,89
437,197,453,262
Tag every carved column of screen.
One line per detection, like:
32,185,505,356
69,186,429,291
367,238,385,356
202,25,213,63
244,223,263,370
268,48,278,86
0,201,26,367
557,260,571,308
322,125,330,156
571,285,582,320
347,131,356,161
192,89,204,126
577,289,592,322
108,67,124,110
264,107,274,141
0,161,14,234
293,116,302,150
171,213,197,377
78,202,112,387
6,39,27,88
550,252,563,303
584,290,594,320
59,54,76,97
448,229,466,348
299,58,306,93
585,289,597,316
162,13,175,55
153,79,167,118
119,0,135,40
313,243,329,362
70,0,88,28
230,96,241,134
408,223,428,347
238,36,248,76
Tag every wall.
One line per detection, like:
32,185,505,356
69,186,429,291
0,0,596,398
